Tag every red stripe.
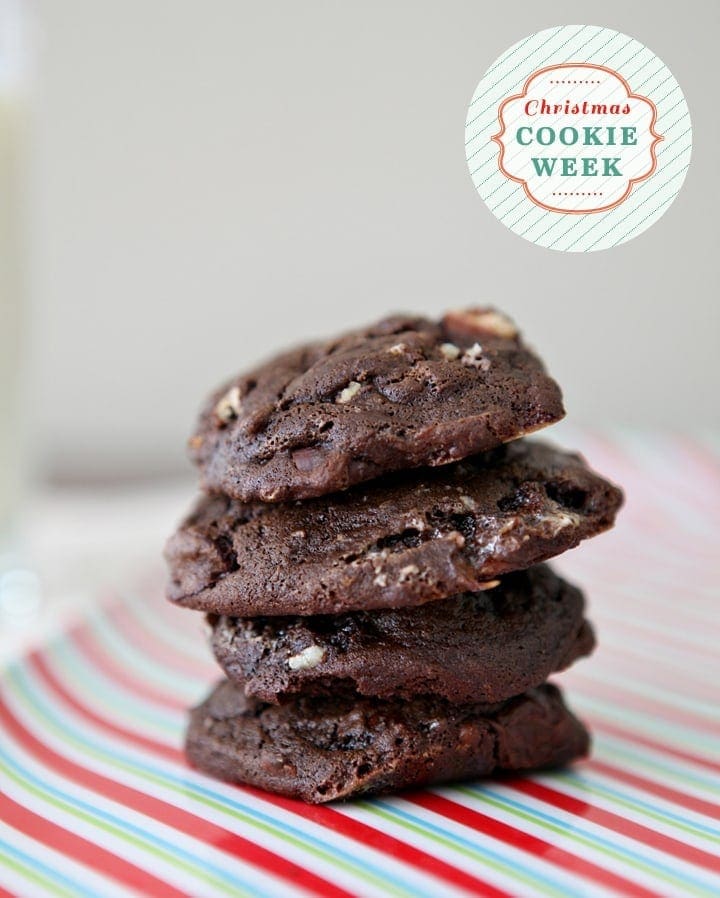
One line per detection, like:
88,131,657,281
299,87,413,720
85,607,720,831
589,612,720,660
667,438,720,513
31,651,179,762
676,438,720,486
40,648,516,898
405,792,660,898
505,779,720,873
569,674,720,737
586,642,720,697
570,434,714,564
588,759,720,822
111,593,201,644
94,600,715,869
591,719,720,775
106,602,214,680
64,614,715,894
29,650,516,898
71,625,188,711
1,676,354,898
88,592,712,880
593,629,720,673
0,790,191,898
51,627,518,896
240,786,514,898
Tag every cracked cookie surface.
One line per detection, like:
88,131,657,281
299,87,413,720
189,309,564,502
165,439,623,616
209,565,595,704
185,680,589,803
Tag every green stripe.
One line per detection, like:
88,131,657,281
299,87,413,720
455,785,716,897
88,611,202,695
6,668,418,898
630,62,665,87
0,753,253,898
472,25,600,122
561,773,720,846
576,694,720,754
593,738,720,800
0,853,75,898
51,639,180,738
466,26,567,123
607,178,685,248
469,31,636,174
622,52,657,83
359,801,568,898
123,593,209,661
556,140,691,251
134,604,716,868
574,672,718,720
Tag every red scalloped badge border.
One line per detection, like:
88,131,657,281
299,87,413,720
491,62,663,215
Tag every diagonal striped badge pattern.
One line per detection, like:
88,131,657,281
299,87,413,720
1,432,719,897
466,26,692,251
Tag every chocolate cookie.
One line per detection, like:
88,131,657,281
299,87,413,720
166,439,623,616
209,565,595,704
185,680,589,803
189,309,564,502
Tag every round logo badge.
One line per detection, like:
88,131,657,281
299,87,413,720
466,26,692,251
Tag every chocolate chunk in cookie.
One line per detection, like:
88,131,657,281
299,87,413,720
210,565,594,704
166,439,622,616
185,680,589,803
189,309,564,502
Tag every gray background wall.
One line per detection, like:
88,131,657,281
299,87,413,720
28,0,719,481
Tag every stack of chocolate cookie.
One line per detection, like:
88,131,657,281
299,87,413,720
165,309,622,803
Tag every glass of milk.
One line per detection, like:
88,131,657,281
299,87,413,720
0,0,40,636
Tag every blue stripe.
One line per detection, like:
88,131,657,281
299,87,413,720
0,834,99,898
589,735,720,795
87,610,202,694
0,722,260,896
6,663,434,898
463,782,716,893
370,798,573,897
49,638,181,734
562,770,720,840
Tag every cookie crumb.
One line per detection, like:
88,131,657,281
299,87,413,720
214,386,242,423
440,342,461,360
545,510,581,536
288,645,326,671
373,572,388,587
388,343,407,355
461,343,491,370
398,564,420,582
337,381,362,404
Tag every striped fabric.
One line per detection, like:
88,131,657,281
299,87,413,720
1,432,718,897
